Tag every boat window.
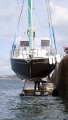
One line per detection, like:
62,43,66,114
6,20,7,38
41,40,50,47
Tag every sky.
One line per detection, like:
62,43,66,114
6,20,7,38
0,0,68,76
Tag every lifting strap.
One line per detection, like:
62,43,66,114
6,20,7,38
12,0,24,49
46,0,57,55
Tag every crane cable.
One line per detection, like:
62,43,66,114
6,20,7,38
46,0,57,55
12,0,25,49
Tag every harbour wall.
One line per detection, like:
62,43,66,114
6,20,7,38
50,55,68,101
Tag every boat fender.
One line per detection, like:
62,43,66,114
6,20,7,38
52,56,55,64
56,54,60,63
19,50,22,56
49,55,52,64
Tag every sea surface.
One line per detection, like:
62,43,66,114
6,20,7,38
0,79,68,120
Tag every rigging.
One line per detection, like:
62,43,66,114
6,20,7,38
46,0,57,55
12,0,25,49
33,0,46,37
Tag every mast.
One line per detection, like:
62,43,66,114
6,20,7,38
28,0,33,50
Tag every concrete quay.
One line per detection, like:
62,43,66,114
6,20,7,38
50,55,68,101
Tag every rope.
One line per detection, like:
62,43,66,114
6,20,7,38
46,0,57,55
47,0,57,54
18,0,24,22
12,0,25,49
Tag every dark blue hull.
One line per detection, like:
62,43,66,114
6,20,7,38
11,58,55,81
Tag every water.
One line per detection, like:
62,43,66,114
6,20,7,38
0,79,68,120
